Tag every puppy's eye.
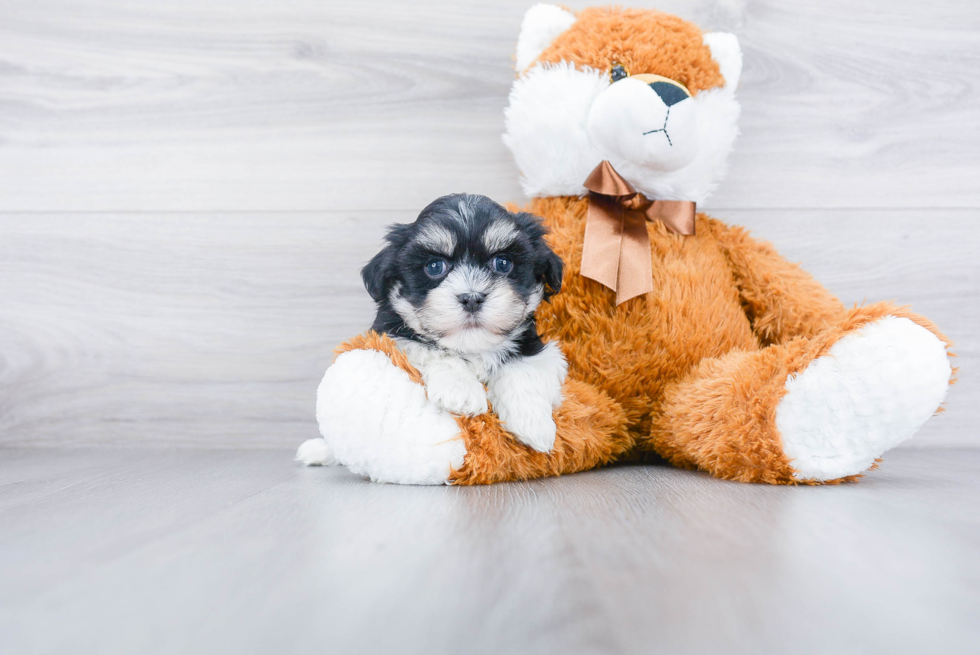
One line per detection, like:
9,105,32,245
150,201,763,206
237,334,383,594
424,259,448,278
491,255,513,274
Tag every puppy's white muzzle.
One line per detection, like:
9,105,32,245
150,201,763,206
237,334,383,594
586,76,699,172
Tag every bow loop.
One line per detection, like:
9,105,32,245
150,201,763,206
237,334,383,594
579,160,696,305
583,160,638,197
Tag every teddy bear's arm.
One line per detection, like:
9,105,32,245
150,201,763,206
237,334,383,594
306,332,633,485
706,218,847,346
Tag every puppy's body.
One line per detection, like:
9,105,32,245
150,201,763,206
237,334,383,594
362,194,567,451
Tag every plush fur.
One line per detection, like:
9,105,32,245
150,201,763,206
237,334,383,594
777,316,952,481
309,346,466,485
514,4,577,72
302,5,954,486
503,5,742,202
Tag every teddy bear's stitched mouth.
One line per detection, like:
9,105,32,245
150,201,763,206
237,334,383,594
642,106,673,146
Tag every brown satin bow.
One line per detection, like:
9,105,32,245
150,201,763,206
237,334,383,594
579,160,697,305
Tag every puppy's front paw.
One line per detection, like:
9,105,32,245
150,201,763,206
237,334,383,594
496,398,557,453
425,369,488,417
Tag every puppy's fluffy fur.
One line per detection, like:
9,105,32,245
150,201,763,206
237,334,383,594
362,193,568,451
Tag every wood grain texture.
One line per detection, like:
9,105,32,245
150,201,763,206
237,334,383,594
0,209,975,448
1,448,978,654
0,0,978,211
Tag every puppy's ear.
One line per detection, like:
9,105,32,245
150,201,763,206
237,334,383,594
361,224,411,302
361,248,396,302
515,210,564,298
539,246,564,298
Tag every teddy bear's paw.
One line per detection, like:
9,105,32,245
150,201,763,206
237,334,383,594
295,438,338,466
776,316,951,481
315,349,467,485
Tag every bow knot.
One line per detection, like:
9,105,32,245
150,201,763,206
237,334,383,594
580,160,696,305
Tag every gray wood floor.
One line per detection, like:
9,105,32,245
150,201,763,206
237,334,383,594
1,448,978,654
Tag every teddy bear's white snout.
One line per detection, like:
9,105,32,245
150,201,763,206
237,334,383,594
586,76,700,172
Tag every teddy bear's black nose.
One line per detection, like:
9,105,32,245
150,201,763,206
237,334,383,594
458,292,486,313
649,81,690,106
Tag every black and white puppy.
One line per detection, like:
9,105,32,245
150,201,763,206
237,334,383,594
362,193,567,452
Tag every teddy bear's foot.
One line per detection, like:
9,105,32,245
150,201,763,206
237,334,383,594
776,316,952,481
313,349,467,485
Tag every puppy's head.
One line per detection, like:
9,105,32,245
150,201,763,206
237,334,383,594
363,193,563,353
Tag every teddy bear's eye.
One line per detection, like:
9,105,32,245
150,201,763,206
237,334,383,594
610,63,630,83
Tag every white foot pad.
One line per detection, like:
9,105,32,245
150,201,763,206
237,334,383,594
314,350,467,485
777,316,951,481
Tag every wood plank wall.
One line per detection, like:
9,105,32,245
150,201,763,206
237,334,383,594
1,0,977,447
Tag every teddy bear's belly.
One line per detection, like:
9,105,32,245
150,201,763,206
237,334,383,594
532,199,758,434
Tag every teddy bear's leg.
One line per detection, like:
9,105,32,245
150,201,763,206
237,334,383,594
450,378,633,485
648,303,953,484
299,334,633,485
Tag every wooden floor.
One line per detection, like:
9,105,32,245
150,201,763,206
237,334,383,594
1,447,978,654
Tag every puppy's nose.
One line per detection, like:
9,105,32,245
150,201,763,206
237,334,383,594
649,80,690,107
458,292,486,313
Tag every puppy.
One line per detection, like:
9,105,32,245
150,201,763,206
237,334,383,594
361,193,567,452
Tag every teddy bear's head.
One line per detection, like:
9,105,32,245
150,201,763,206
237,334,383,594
503,4,742,203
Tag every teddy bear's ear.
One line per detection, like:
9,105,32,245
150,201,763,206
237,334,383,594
702,32,743,91
514,4,577,72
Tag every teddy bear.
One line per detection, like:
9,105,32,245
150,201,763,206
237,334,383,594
297,4,953,485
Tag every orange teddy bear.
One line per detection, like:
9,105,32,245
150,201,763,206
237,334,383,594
298,5,953,485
